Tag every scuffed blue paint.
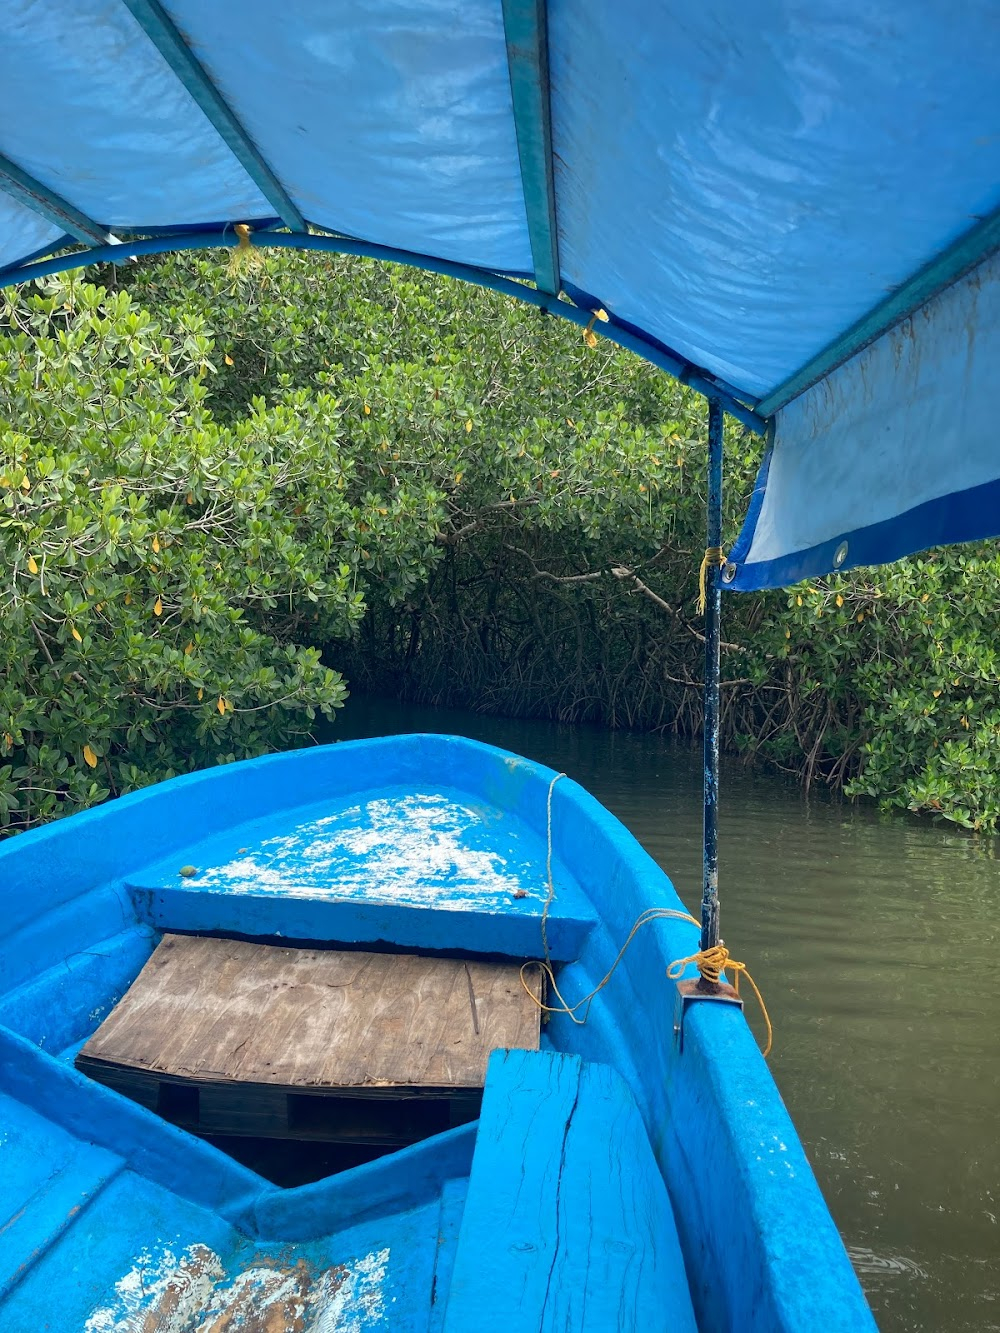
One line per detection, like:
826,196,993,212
0,735,876,1329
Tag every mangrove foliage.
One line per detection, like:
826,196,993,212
2,250,998,833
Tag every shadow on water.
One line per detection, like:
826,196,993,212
325,695,1000,1333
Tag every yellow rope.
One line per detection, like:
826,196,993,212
582,307,609,349
667,943,773,1057
520,907,701,1026
521,771,773,1055
697,546,726,615
228,223,263,274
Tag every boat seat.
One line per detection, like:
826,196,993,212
442,1048,698,1332
76,935,541,1154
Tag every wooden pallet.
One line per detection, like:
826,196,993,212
76,934,541,1147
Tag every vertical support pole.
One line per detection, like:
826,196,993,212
700,397,724,971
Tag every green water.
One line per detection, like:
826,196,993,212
332,697,999,1332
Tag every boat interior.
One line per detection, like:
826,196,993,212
0,734,866,1330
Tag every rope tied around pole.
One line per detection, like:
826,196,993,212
666,942,772,1057
697,545,726,615
228,223,263,274
522,771,773,1056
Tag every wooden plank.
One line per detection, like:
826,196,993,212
442,1049,699,1332
77,935,540,1094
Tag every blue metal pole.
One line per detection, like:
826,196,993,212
700,398,724,966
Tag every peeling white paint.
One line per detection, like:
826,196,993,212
84,1244,223,1333
84,1243,391,1332
193,793,542,909
310,1247,389,1333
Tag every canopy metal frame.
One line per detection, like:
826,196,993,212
119,0,307,234
0,229,768,433
0,154,112,248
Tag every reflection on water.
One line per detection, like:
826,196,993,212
329,697,1000,1332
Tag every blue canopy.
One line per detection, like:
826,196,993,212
2,0,999,589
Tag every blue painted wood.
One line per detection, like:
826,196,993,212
127,884,593,962
250,1122,478,1244
757,202,1000,417
443,1049,698,1331
501,0,561,296
429,1178,469,1333
0,232,766,433
0,153,109,245
120,0,306,232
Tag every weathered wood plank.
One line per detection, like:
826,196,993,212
442,1049,698,1332
77,935,540,1094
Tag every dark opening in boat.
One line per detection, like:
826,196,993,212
75,933,539,1187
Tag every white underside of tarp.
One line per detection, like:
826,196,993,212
729,249,1000,588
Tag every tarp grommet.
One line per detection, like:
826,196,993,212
833,541,849,568
722,560,737,584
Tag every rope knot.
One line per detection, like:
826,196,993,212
229,223,263,274
697,546,726,615
667,942,772,1056
582,307,609,348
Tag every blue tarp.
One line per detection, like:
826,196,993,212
1,0,998,587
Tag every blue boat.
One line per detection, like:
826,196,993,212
0,732,874,1330
2,1,999,1328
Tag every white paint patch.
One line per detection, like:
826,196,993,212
310,1247,390,1333
84,1244,224,1333
85,1243,391,1332
194,793,542,909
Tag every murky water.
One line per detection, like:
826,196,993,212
331,697,1000,1332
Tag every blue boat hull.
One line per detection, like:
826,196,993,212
0,734,876,1330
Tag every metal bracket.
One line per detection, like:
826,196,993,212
672,979,743,1052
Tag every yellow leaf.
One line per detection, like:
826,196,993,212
856,612,864,622
961,716,970,729
152,535,160,554
921,592,930,603
186,492,194,505
2,732,12,748
796,595,802,606
224,354,234,366
82,744,98,769
154,597,163,616
71,625,82,643
583,329,598,349
465,420,473,433
197,688,204,701
454,472,463,485
217,696,227,715
932,689,941,698
593,308,609,323
27,556,38,574
638,484,646,493
566,418,575,428
835,594,844,607
785,628,791,639
184,642,194,656
363,403,371,415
